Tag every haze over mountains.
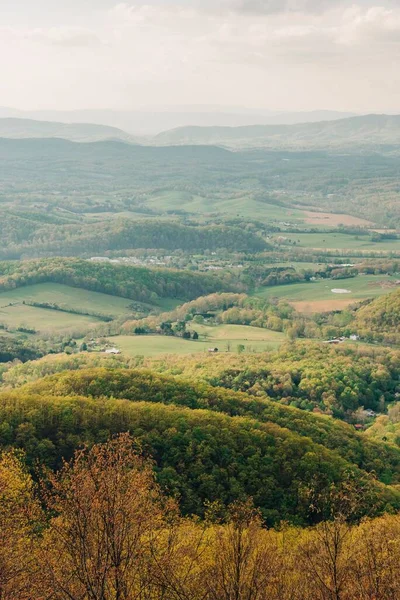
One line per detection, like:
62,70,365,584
0,118,137,144
154,114,400,150
1,112,400,151
0,107,355,136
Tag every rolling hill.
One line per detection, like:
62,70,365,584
154,114,400,149
2,367,399,523
0,117,137,143
353,288,400,343
0,107,356,135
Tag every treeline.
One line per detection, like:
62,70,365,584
0,335,42,363
0,258,241,304
1,435,400,600
25,301,114,322
124,292,248,334
0,218,269,259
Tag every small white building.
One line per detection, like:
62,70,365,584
105,348,121,355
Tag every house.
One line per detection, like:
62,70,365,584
354,424,365,431
350,334,359,341
105,348,121,355
208,347,219,353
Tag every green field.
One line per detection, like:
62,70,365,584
255,274,396,304
0,283,136,333
278,232,400,252
146,191,306,223
111,325,286,357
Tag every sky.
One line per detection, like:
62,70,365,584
1,0,400,113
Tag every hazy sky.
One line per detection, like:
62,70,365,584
1,0,400,112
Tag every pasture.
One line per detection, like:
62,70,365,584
279,232,400,252
146,191,309,223
255,274,396,313
111,325,286,357
0,283,136,333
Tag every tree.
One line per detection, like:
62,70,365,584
297,476,371,600
204,501,286,600
38,434,175,600
0,451,41,600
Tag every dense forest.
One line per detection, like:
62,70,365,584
1,434,400,600
0,336,42,363
0,218,269,259
353,289,400,344
129,342,400,419
1,378,399,523
22,366,400,484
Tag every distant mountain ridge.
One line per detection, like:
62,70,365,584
154,114,400,149
1,113,400,151
0,117,138,144
0,107,356,136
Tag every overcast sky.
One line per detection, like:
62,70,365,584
1,0,400,112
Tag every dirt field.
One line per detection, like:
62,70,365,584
291,298,361,314
302,211,372,227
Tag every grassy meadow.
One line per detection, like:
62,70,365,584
255,274,397,313
111,325,286,357
0,283,137,333
277,232,400,252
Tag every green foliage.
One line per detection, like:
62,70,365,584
353,288,400,344
0,336,42,363
0,387,398,524
138,342,400,419
0,258,239,305
22,366,400,485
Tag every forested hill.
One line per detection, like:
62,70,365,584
0,117,138,143
0,218,268,259
154,114,400,149
1,372,399,523
0,258,240,303
23,366,400,485
353,288,400,342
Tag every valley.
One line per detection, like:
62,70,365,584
0,113,399,599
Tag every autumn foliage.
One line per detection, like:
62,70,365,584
0,434,399,600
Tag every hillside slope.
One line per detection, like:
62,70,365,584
23,367,400,484
155,114,400,149
0,117,137,143
354,288,400,343
1,385,399,524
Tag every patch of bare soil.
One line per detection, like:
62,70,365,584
291,298,360,314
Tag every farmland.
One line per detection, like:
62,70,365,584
0,283,136,333
110,325,286,357
276,232,400,252
255,274,397,312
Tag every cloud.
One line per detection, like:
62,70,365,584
1,1,400,112
31,27,103,47
208,0,340,15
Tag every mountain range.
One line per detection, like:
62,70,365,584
0,117,137,144
154,114,400,149
0,107,355,136
0,113,399,150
